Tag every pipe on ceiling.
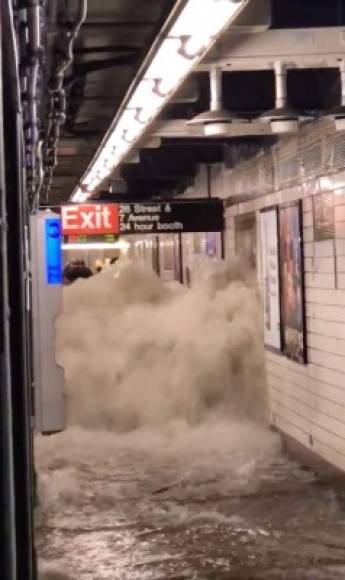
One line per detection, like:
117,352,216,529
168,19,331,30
42,0,87,203
18,0,42,205
188,66,247,135
274,61,287,110
259,60,312,134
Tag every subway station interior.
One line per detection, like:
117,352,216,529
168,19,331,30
5,1,345,579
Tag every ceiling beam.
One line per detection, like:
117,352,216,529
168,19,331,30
140,146,225,165
147,119,273,140
230,0,271,31
74,45,142,55
81,20,159,28
121,164,196,180
201,27,345,71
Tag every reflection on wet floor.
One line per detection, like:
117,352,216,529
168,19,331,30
36,423,345,579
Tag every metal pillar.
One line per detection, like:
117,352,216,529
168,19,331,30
0,5,17,576
0,1,36,578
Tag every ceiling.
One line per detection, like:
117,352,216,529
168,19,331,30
46,0,177,204
43,0,345,205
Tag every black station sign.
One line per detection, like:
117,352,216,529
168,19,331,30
119,199,224,235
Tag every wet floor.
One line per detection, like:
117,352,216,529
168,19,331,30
35,423,345,580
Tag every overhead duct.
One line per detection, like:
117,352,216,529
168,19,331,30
187,67,247,135
260,61,312,134
328,59,345,131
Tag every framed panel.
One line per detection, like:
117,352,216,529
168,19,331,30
193,232,203,254
313,191,335,241
159,235,175,282
163,238,174,270
260,208,282,351
235,213,257,269
173,234,182,283
279,201,307,364
206,232,218,257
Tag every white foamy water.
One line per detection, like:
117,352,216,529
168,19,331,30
36,421,281,506
36,259,282,578
36,421,281,579
39,561,73,580
55,259,269,430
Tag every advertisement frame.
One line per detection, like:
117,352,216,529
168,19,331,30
278,200,307,365
235,212,257,269
260,206,282,353
312,191,335,242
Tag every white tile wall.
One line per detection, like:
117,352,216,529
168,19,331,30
180,156,345,472
222,181,345,472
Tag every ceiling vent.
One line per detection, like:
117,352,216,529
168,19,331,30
260,62,312,134
187,67,248,136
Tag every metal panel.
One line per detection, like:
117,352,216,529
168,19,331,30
302,141,324,178
30,212,65,433
0,7,17,577
331,131,345,172
274,141,301,189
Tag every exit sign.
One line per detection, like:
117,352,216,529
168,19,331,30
61,204,119,236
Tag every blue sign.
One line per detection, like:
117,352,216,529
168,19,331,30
45,218,62,285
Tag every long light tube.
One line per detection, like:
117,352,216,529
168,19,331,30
72,0,246,201
61,241,130,251
72,188,90,203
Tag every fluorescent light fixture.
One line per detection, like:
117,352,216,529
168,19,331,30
72,0,246,201
72,188,90,203
127,81,163,116
83,173,96,186
62,240,130,251
145,38,192,91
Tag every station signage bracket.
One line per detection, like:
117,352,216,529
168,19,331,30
60,199,224,239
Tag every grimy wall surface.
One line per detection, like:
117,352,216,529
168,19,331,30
187,119,345,472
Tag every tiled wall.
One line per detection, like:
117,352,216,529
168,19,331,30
267,193,345,472
222,191,345,471
185,120,345,472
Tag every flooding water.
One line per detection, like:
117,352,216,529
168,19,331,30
36,422,345,579
35,261,345,578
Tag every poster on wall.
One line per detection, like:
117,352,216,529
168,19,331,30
206,232,218,257
235,213,257,269
279,201,306,364
193,232,203,254
313,192,335,241
163,238,174,271
260,208,281,350
159,236,175,282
